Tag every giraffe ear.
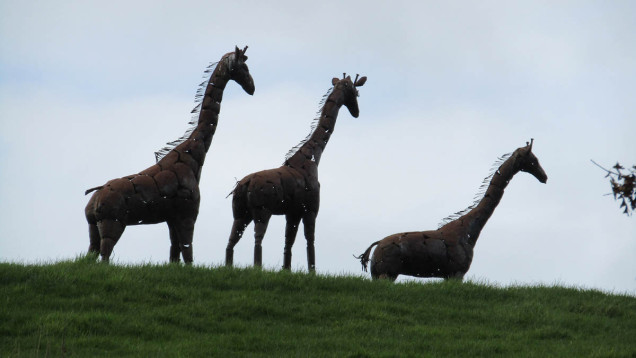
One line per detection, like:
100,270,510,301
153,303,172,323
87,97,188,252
525,138,534,152
332,78,339,86
354,76,367,87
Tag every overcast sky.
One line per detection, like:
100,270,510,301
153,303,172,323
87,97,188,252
1,1,634,294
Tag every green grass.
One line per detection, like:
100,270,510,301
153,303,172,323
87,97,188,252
1,257,635,357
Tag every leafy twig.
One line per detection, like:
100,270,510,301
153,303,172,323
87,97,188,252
592,160,635,216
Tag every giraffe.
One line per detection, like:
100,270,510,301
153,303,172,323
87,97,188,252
356,139,547,281
84,46,255,263
225,74,367,271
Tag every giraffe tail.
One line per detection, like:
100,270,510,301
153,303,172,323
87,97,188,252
353,240,381,272
84,186,104,195
225,178,240,198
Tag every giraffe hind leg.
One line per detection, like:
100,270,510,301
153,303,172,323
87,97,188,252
225,217,252,267
253,216,271,268
445,272,465,282
85,194,100,256
377,274,398,282
283,215,301,270
96,219,125,262
88,223,101,255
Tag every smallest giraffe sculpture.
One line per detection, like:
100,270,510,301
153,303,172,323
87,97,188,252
356,139,547,281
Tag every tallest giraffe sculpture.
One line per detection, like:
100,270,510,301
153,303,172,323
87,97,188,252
225,74,367,271
85,46,255,263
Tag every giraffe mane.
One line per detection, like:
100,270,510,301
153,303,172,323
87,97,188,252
283,87,334,163
154,61,219,162
437,151,513,228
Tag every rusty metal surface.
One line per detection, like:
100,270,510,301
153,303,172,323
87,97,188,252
357,139,547,281
84,46,254,263
226,74,367,271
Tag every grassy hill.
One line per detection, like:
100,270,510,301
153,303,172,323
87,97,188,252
1,258,634,357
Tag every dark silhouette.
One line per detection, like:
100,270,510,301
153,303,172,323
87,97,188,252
357,140,547,281
85,46,255,263
225,74,367,271
592,160,635,216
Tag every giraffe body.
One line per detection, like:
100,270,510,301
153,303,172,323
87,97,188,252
226,75,367,271
85,46,254,263
357,140,547,281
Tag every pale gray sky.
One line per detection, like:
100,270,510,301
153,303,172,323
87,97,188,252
1,1,634,294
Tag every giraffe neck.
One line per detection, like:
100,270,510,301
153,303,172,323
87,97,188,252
453,153,520,245
191,61,231,153
158,60,231,180
285,87,345,167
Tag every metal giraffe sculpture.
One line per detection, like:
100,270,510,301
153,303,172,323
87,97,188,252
357,140,547,281
84,46,255,263
225,74,367,271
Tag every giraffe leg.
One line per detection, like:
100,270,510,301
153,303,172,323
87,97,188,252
169,218,195,264
302,212,317,272
445,272,465,282
96,219,125,263
87,223,101,255
371,245,401,281
167,222,181,263
283,215,301,270
225,217,251,267
378,274,398,282
100,238,117,262
253,216,271,268
85,195,100,256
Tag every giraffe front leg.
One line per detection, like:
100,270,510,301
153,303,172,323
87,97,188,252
167,222,181,263
302,212,317,272
283,215,301,270
226,217,251,267
169,218,195,264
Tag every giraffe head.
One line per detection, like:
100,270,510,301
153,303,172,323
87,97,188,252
515,138,548,183
331,74,366,118
225,46,255,95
